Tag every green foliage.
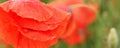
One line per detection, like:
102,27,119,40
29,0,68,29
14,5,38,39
40,0,54,3
9,46,14,48
0,44,5,48
0,0,7,3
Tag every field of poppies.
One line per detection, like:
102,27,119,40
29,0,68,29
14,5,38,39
0,0,120,48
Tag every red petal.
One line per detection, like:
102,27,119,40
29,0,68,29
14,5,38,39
55,0,83,5
64,0,84,6
71,4,96,27
61,17,77,38
0,0,53,22
0,7,59,48
19,15,69,41
13,34,57,48
62,29,86,45
0,7,19,47
10,12,58,31
15,35,48,48
1,0,69,23
1,0,70,31
0,0,71,47
48,1,69,12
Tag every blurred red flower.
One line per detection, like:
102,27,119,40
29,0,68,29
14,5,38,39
70,4,97,28
49,0,98,45
0,0,70,48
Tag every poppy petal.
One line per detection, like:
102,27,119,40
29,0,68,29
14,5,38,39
0,7,19,47
62,29,85,45
19,15,69,41
61,17,77,38
0,0,53,22
1,1,70,31
0,7,58,48
71,4,96,27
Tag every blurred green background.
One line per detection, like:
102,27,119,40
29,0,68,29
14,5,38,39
0,0,120,48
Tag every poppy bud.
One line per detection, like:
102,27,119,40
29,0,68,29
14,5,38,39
107,28,119,48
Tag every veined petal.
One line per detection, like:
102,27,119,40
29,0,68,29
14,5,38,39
1,0,70,31
0,0,53,22
14,35,54,48
19,15,69,41
0,0,71,47
0,6,63,48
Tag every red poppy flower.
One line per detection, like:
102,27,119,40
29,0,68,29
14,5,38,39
64,4,97,45
0,0,70,48
49,0,98,45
